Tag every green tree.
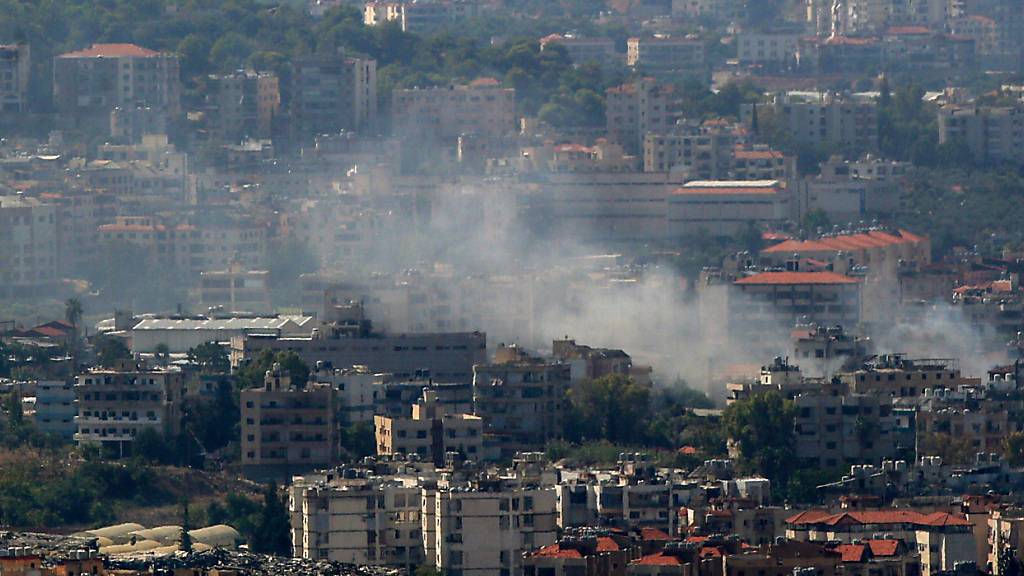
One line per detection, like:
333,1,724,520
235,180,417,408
64,298,83,332
180,499,193,552
154,343,171,366
566,375,651,444
237,349,310,389
187,342,230,373
340,422,377,460
722,391,797,484
134,427,173,464
1005,432,1024,467
801,209,832,234
250,482,291,556
96,337,132,368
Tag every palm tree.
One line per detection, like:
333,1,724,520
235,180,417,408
64,298,84,376
64,298,83,331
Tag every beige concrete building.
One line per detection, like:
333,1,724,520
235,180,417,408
53,43,181,130
737,33,800,66
606,78,681,155
747,92,879,155
626,36,706,84
392,81,516,141
472,346,571,455
430,477,558,576
290,471,425,566
240,364,339,476
666,180,792,237
642,119,743,177
205,71,280,142
73,360,187,457
374,389,483,466
0,195,59,296
937,104,1024,165
730,270,863,332
540,35,621,69
232,302,487,382
837,355,980,397
198,263,271,314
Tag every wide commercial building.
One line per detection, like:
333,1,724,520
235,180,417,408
391,81,516,141
666,180,792,237
231,303,487,382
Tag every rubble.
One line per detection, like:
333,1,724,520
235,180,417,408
105,548,407,576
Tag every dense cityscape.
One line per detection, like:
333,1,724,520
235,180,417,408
2,0,1024,575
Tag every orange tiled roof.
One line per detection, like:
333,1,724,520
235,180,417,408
61,43,160,58
788,510,970,528
533,545,584,558
734,148,783,160
887,26,932,35
762,230,924,254
735,271,859,286
596,537,620,552
633,553,684,566
867,540,900,557
641,527,673,541
836,544,867,562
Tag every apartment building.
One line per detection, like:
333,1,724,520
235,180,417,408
540,35,620,69
33,380,76,440
730,270,862,332
198,263,272,314
666,180,792,237
364,1,476,33
391,81,516,141
730,147,792,181
0,195,58,296
205,71,280,142
517,171,685,243
98,213,267,277
0,44,30,114
291,56,377,141
430,477,559,576
792,391,911,468
232,302,487,382
290,470,425,566
642,119,742,177
937,105,1024,165
374,389,483,466
551,339,641,384
737,33,799,66
760,229,930,274
837,355,980,397
606,78,682,155
626,36,706,84
523,530,638,576
794,156,909,220
747,92,879,155
472,346,571,455
240,364,339,477
787,510,975,576
53,43,181,130
73,361,187,457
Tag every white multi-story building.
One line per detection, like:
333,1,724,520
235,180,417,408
0,195,58,296
430,477,558,576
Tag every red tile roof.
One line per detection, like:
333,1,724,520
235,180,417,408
788,510,971,528
887,26,932,35
61,43,160,58
866,540,900,557
762,230,925,254
641,527,673,541
836,544,867,562
533,545,584,558
735,271,859,286
734,148,784,160
633,553,684,566
596,537,620,552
